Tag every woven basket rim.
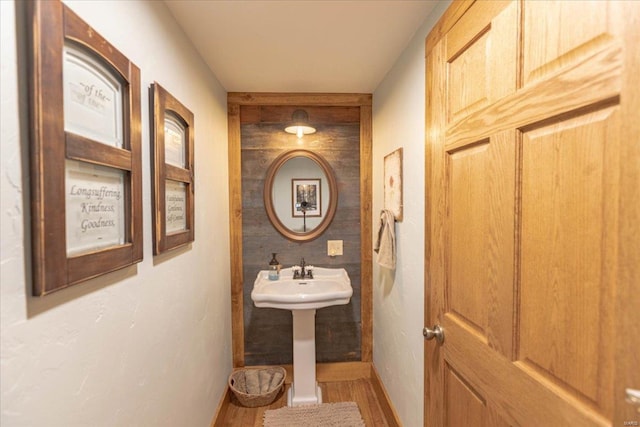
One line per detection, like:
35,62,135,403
228,366,286,407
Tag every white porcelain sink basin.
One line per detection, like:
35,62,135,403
251,267,352,310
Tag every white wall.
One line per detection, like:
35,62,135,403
372,2,450,426
1,1,231,426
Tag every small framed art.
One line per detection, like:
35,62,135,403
384,148,403,221
292,179,321,217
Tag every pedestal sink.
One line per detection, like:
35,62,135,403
251,267,352,406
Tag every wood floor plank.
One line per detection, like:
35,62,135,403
220,379,389,426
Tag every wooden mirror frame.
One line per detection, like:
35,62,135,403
263,149,338,242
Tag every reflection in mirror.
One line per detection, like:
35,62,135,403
272,157,328,233
264,150,337,242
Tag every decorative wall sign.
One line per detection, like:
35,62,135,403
292,179,321,217
165,180,187,233
384,148,403,221
63,44,124,148
151,83,195,254
65,160,126,255
27,0,143,295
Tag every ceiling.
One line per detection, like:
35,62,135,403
164,1,439,93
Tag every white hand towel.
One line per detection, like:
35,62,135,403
374,209,396,270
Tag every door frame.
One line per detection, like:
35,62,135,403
424,1,475,423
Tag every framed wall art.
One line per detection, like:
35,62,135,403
26,0,143,295
150,83,195,254
384,147,403,221
292,178,321,217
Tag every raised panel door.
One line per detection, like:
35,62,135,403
426,1,639,426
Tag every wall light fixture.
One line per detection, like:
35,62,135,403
284,109,316,138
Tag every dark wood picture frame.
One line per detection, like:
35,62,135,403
291,178,322,217
26,0,143,296
150,83,195,254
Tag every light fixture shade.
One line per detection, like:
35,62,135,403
284,109,316,137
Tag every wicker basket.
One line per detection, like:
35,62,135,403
228,366,286,407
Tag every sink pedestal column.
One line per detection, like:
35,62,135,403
288,309,322,406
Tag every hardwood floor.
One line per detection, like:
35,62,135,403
217,378,390,426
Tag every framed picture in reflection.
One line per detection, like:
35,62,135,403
292,178,321,217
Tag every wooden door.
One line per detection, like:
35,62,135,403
425,1,640,426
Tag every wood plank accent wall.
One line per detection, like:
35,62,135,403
228,93,373,367
242,113,361,365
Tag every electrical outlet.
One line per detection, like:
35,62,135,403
327,240,343,256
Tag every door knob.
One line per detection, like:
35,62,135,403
627,388,640,413
423,325,444,344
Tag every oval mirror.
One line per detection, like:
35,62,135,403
264,149,338,242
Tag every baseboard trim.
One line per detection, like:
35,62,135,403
370,364,402,427
210,361,400,426
210,384,232,427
